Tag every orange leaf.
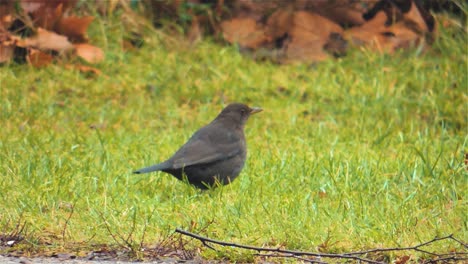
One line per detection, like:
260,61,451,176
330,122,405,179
1,13,15,30
66,64,101,76
283,11,342,63
220,18,267,49
74,43,104,63
395,255,411,264
318,190,327,198
266,9,294,40
27,49,53,67
19,28,73,52
56,16,94,43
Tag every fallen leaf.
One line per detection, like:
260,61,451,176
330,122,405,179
265,9,294,40
291,11,343,40
394,255,410,264
283,11,343,63
345,1,432,53
300,0,368,27
324,32,348,57
122,39,135,51
320,5,367,27
347,11,423,53
66,63,101,76
221,18,267,49
27,49,53,67
19,28,73,52
1,14,14,30
74,43,104,63
318,190,327,198
404,1,433,33
56,16,94,42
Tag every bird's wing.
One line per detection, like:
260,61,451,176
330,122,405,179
168,125,243,169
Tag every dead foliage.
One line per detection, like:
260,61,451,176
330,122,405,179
0,0,461,67
148,0,442,64
0,0,103,70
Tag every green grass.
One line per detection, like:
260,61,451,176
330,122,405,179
0,14,466,262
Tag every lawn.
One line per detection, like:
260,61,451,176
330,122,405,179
0,13,466,262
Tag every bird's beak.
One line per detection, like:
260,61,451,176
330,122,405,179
249,107,263,115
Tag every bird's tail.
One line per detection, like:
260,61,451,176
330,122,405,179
133,163,167,174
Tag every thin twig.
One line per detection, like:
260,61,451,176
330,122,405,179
346,234,466,256
61,201,76,242
423,255,468,264
175,228,382,264
176,228,467,264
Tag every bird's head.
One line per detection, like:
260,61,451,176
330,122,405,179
216,103,262,127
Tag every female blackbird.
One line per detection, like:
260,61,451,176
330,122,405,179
134,103,262,189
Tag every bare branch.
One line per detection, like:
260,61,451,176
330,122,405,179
347,234,467,257
256,253,328,264
175,228,382,264
175,228,467,264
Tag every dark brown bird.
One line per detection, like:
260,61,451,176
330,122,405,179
134,103,262,189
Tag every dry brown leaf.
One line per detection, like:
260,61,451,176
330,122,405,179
74,43,104,64
402,1,436,34
27,49,53,67
265,9,294,40
318,190,327,198
345,4,425,54
395,255,411,264
320,6,367,26
74,64,101,75
302,0,370,27
65,63,102,76
292,11,343,40
283,11,343,63
220,18,267,49
56,16,94,43
1,14,14,30
19,28,73,52
122,39,135,52
345,11,387,47
76,65,101,76
230,0,282,21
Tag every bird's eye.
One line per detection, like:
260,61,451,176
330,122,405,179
240,109,246,115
